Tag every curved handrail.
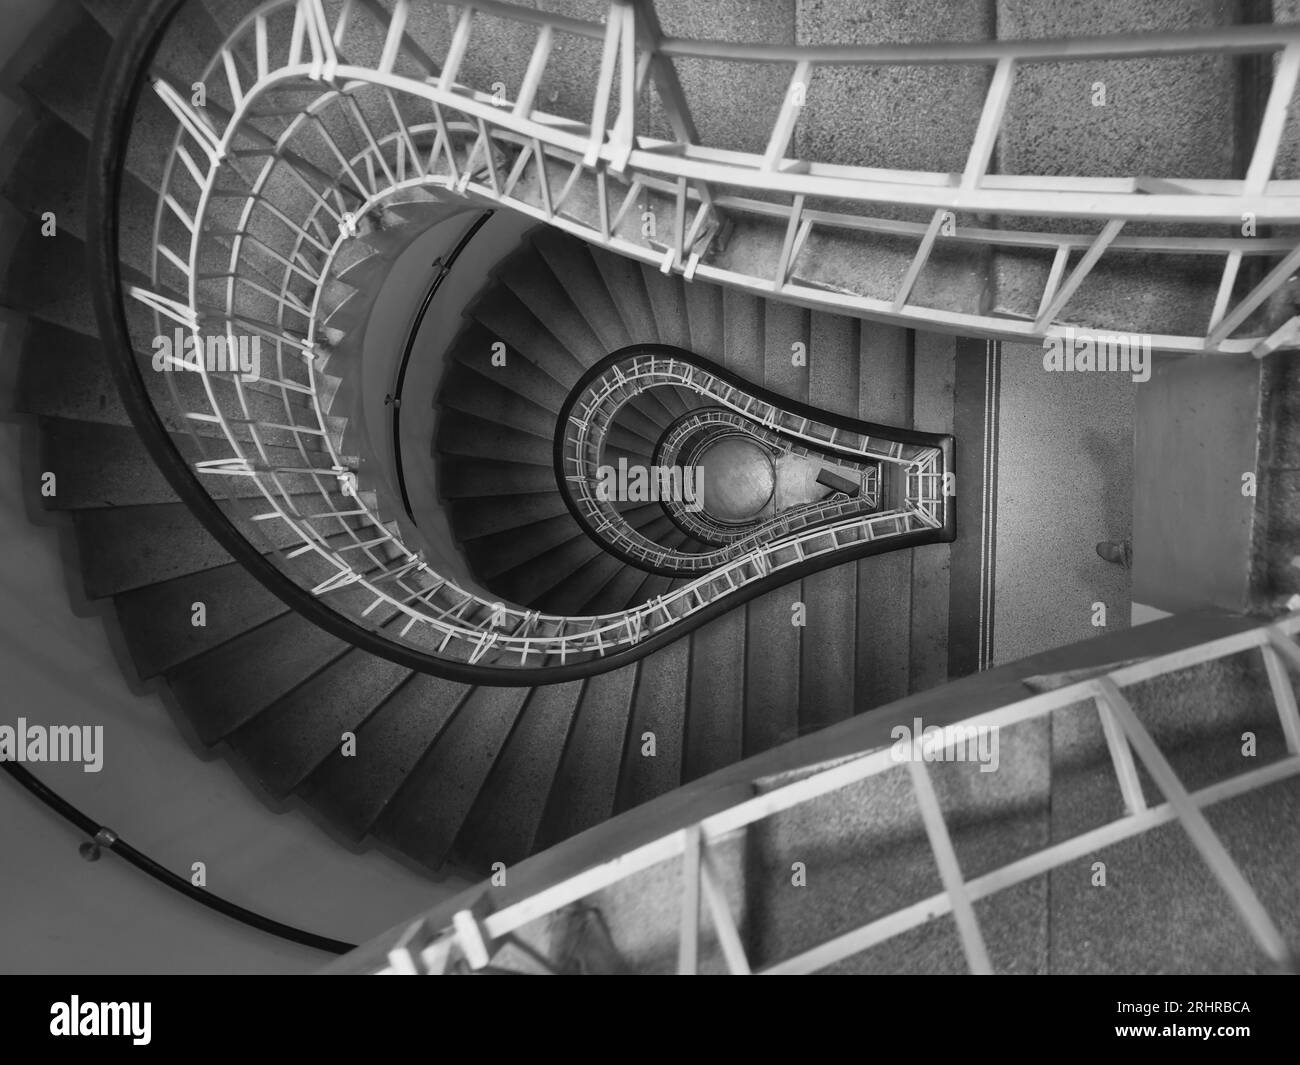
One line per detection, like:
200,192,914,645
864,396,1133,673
392,210,495,523
553,346,949,576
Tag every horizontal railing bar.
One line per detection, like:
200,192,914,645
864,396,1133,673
657,22,1300,66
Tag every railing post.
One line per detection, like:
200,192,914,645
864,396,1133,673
677,824,702,974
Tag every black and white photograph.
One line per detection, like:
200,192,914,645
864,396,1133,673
0,0,1296,1033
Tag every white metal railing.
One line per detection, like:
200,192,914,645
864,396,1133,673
154,0,1300,356
128,0,956,674
124,0,1275,672
370,611,1300,974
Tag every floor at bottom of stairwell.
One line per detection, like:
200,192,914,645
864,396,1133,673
990,341,1135,665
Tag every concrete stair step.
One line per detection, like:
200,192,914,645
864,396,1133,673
852,320,916,711
470,288,586,390
301,673,471,840
465,513,588,581
534,664,638,850
534,549,626,617
501,248,609,368
763,293,812,406
371,684,533,871
532,229,634,352
589,245,659,343
744,585,803,754
73,502,232,597
438,457,559,498
797,308,861,733
14,321,134,429
0,112,156,278
799,562,859,734
684,274,726,362
36,418,343,510
453,680,586,870
113,560,290,680
166,610,352,745
2,226,115,337
578,551,661,613
18,12,166,189
615,637,691,814
434,409,553,465
228,644,414,798
438,361,560,440
447,322,572,412
639,264,692,353
492,528,605,605
450,491,570,541
684,608,746,782
723,288,766,382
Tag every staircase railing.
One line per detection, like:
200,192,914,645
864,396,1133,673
117,0,1300,355
350,610,1300,975
92,0,955,681
652,409,880,547
95,0,1275,682
556,347,935,573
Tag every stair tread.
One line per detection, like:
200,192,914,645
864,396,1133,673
73,503,233,597
454,679,585,869
113,560,289,679
532,228,633,353
303,672,472,839
535,665,637,850
684,608,745,782
229,643,413,797
614,639,689,814
372,685,532,871
450,491,569,541
167,611,352,745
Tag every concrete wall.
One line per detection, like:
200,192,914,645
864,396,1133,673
1133,353,1264,613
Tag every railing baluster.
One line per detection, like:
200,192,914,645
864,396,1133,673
1033,219,1125,331
763,59,811,172
439,5,475,92
585,2,625,166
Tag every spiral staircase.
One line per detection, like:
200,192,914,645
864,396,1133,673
5,0,1300,973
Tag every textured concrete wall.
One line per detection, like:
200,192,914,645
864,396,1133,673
1133,354,1263,614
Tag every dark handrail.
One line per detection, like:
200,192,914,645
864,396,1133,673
550,344,956,575
392,210,494,523
89,1,951,685
1,760,355,956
